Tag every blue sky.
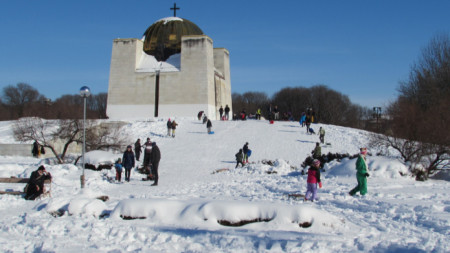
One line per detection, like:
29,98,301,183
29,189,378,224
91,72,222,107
1,0,449,108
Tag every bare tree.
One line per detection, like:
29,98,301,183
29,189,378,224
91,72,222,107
13,118,83,163
372,34,450,179
2,83,41,118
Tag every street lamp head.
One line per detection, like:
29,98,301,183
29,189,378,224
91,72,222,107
79,86,91,98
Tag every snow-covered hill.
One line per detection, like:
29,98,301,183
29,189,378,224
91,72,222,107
0,118,448,252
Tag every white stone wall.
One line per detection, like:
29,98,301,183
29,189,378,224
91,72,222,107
107,35,229,120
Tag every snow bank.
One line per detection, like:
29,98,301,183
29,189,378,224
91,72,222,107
83,150,121,168
110,199,344,232
326,156,409,179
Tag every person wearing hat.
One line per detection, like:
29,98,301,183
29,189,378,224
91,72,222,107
25,165,52,200
349,148,370,196
304,159,322,202
122,145,135,182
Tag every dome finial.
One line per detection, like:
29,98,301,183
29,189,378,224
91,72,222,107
170,3,180,17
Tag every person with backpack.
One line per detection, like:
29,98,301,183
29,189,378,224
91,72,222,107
167,118,172,136
122,145,135,182
171,120,178,138
235,149,244,168
349,148,370,196
114,158,123,182
304,159,322,202
243,142,249,164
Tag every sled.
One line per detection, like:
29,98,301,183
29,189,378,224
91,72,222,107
269,120,274,124
212,168,230,174
287,193,306,200
247,149,252,157
208,131,215,134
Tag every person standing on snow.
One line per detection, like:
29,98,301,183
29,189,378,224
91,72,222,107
256,108,261,120
122,145,135,182
149,142,161,186
167,118,172,136
235,149,244,168
349,148,370,196
114,158,123,182
305,115,312,134
319,127,326,144
171,120,178,138
134,139,142,162
219,106,224,120
243,142,249,164
224,105,230,120
143,138,152,171
304,159,322,202
206,119,212,134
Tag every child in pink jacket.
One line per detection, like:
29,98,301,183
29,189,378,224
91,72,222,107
305,159,322,201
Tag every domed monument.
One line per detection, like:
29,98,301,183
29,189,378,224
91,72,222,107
106,4,232,120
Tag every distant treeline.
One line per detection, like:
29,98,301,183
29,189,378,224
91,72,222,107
0,83,107,120
232,85,373,130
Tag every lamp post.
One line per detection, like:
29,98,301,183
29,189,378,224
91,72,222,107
79,86,91,188
154,62,162,117
373,107,381,131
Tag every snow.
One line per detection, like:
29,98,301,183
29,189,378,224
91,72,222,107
83,150,121,168
0,119,449,252
135,53,180,73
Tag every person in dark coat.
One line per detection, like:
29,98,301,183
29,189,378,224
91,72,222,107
32,141,39,158
25,165,52,200
206,119,212,133
219,106,224,120
134,139,142,161
167,118,172,136
235,149,244,168
149,142,161,186
143,138,152,167
122,145,135,182
243,142,249,164
224,105,230,120
171,120,178,138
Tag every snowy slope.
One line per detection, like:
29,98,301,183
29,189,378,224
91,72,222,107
0,118,448,252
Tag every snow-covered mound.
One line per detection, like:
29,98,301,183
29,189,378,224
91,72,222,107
83,150,121,168
326,156,409,178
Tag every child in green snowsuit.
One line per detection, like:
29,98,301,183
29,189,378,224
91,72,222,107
349,148,369,196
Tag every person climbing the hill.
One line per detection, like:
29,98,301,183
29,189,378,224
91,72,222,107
134,139,142,162
235,149,244,168
319,127,325,144
243,142,249,164
304,159,322,202
171,120,178,138
300,112,306,127
206,119,212,134
167,118,172,137
24,165,52,200
349,148,370,196
312,142,321,160
114,158,123,182
305,115,312,134
256,108,261,120
122,145,135,182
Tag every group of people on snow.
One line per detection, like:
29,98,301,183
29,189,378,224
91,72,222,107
235,142,251,168
218,105,231,120
166,118,178,138
304,147,370,202
113,137,161,186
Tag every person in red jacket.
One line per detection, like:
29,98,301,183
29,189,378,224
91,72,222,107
304,159,322,202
